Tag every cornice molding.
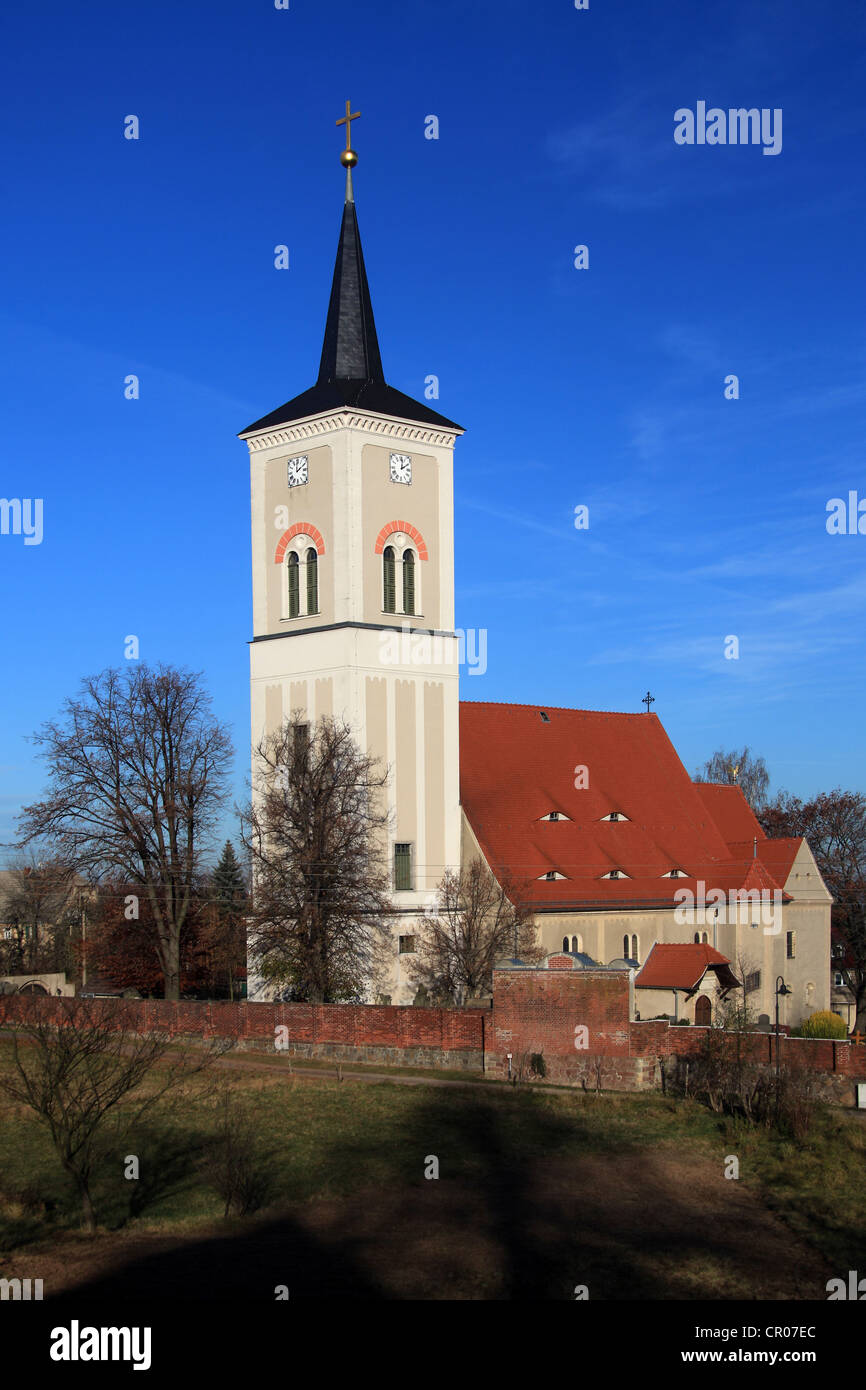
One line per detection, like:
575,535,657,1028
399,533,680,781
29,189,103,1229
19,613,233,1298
242,410,461,453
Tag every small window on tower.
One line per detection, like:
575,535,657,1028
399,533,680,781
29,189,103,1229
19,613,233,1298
394,842,413,892
398,935,416,955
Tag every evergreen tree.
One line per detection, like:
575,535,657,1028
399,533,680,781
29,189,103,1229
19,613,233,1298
205,841,248,1000
213,841,247,916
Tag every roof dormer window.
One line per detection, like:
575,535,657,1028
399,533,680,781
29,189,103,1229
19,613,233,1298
539,811,571,822
600,812,629,822
601,869,629,880
538,870,566,881
662,868,686,878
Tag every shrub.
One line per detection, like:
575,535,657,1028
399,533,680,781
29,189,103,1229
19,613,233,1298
798,1011,848,1040
529,1052,546,1078
671,1034,819,1139
204,1087,274,1217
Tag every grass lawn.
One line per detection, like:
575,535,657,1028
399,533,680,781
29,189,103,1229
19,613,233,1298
0,1038,863,1299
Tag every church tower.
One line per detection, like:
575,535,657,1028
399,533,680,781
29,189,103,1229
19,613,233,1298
240,107,464,1002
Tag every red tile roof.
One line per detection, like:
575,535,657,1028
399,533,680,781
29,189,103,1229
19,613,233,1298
458,701,802,909
635,942,737,991
693,783,765,844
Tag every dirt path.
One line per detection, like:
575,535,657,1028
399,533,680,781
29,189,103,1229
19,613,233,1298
213,1053,487,1088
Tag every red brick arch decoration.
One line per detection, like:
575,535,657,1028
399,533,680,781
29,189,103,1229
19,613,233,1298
374,521,429,561
274,523,326,564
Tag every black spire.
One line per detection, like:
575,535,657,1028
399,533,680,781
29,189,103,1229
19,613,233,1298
240,190,462,437
317,197,384,385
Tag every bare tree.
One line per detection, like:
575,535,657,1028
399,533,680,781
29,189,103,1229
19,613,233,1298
16,665,233,1000
0,995,230,1231
0,851,78,975
762,788,866,1032
410,857,539,1004
694,746,770,812
242,714,394,1002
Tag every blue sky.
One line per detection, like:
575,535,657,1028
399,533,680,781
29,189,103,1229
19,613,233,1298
1,0,865,854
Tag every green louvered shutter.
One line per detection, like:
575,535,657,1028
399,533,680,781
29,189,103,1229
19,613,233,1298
288,554,300,618
306,548,318,614
402,550,415,615
394,842,412,891
383,547,396,612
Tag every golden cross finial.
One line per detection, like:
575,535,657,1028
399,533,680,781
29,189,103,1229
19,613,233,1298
336,99,361,152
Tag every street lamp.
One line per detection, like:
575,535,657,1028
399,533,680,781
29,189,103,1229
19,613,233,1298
775,976,792,1080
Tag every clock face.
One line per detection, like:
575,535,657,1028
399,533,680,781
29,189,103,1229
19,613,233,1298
390,452,412,485
287,455,308,488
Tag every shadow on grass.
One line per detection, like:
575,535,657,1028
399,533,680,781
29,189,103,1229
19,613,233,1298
43,1086,712,1300
13,1082,842,1300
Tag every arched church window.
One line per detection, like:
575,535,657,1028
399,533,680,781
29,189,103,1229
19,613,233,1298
694,931,701,944
288,553,300,619
562,937,569,953
383,546,396,613
571,934,582,954
622,934,629,959
631,935,639,963
305,547,318,614
403,549,415,615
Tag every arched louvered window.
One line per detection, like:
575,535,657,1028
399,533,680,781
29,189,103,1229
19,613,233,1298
631,935,639,963
562,937,569,953
288,553,300,618
622,934,629,959
402,549,415,615
572,935,582,954
305,547,318,614
694,931,701,944
383,546,396,613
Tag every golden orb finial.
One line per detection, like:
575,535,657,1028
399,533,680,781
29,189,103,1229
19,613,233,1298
340,148,358,168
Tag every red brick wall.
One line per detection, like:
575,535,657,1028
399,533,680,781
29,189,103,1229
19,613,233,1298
0,995,484,1060
489,968,864,1079
3,986,863,1082
491,968,631,1058
645,1023,859,1075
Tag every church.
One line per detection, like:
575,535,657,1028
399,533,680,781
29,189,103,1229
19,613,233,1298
240,111,830,1029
